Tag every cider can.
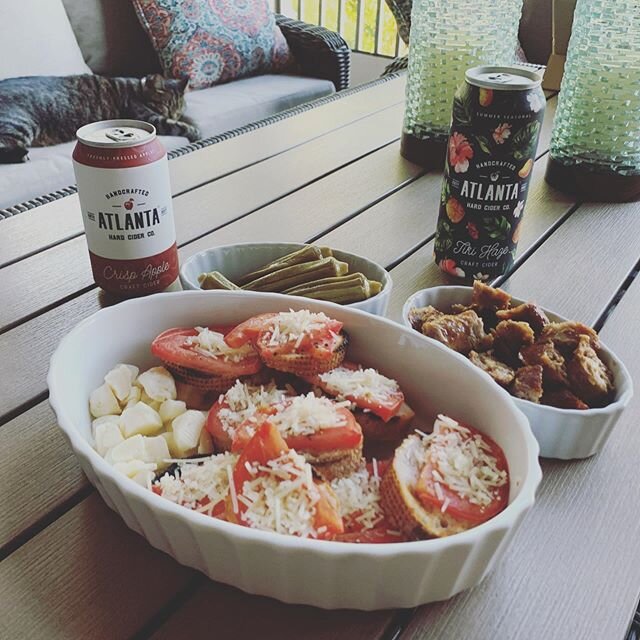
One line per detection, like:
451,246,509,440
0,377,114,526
73,119,179,297
434,66,545,281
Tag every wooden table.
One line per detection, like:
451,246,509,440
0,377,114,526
1,74,639,640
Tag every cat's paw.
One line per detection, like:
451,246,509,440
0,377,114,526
0,145,28,164
181,123,200,142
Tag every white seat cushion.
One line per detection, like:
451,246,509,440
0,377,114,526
0,137,188,211
184,74,335,140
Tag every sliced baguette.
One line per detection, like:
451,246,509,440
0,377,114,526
260,332,347,377
380,435,474,538
164,362,237,393
307,439,364,482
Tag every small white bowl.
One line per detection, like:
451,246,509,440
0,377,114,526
402,286,633,460
48,290,540,610
180,242,392,316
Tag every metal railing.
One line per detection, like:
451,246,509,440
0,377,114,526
272,0,407,58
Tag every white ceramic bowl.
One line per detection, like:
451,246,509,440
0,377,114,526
48,290,541,610
402,286,633,460
180,242,392,316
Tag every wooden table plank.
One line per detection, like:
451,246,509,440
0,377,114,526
0,402,87,551
400,264,640,640
0,494,196,640
149,582,393,640
0,76,406,269
0,105,405,332
499,199,640,325
0,143,420,421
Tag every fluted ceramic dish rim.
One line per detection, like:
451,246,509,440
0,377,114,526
402,286,633,419
179,241,392,313
49,290,541,559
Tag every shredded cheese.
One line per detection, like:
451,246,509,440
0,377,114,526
186,327,255,363
264,309,333,348
269,393,350,437
154,452,238,515
238,450,321,537
330,465,385,531
417,415,508,508
319,367,400,404
217,380,288,436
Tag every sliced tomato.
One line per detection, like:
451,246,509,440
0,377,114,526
414,426,509,525
257,323,343,361
283,407,362,455
205,400,232,449
224,313,279,348
230,421,289,520
309,361,404,421
151,326,262,377
314,482,344,538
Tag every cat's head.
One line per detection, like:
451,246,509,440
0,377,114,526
142,74,189,119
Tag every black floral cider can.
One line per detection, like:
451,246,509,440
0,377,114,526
434,66,545,281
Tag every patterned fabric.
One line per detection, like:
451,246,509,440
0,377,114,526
132,0,293,89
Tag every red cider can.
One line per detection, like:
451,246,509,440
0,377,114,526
73,119,179,297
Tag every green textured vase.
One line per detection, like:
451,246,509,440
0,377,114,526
400,0,524,168
546,0,640,201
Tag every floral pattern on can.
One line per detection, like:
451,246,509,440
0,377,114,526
132,0,292,89
434,70,545,281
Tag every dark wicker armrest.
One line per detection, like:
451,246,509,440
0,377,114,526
275,14,351,91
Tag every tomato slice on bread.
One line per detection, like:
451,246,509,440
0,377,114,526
229,422,343,536
151,326,262,377
225,311,344,360
414,423,509,525
309,362,405,421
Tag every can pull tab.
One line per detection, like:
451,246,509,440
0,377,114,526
105,128,139,142
487,73,512,84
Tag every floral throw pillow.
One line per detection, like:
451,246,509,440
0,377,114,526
132,0,292,89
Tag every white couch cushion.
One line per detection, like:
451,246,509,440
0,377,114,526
0,137,188,211
0,0,92,80
185,75,335,139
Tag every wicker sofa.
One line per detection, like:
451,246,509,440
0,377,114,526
0,1,350,214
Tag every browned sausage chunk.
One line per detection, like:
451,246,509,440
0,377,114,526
468,350,515,387
493,320,535,364
471,281,512,311
567,335,613,406
541,321,600,353
420,310,489,354
520,339,568,387
542,389,589,410
496,303,550,335
511,365,544,403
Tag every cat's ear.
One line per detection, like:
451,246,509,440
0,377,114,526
177,76,189,93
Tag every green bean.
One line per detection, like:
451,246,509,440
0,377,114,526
241,257,349,292
197,271,240,290
236,245,324,285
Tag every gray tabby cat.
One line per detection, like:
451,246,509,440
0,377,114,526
0,73,199,163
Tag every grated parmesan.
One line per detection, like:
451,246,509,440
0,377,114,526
217,380,289,436
330,465,385,531
269,393,350,437
263,309,334,349
185,327,256,363
318,367,400,405
154,452,238,515
238,450,322,538
418,415,508,508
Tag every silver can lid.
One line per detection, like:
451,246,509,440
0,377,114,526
466,66,542,91
76,119,156,148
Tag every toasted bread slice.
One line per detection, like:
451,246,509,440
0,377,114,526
379,436,474,538
164,362,237,393
260,332,347,377
354,402,415,442
308,439,364,482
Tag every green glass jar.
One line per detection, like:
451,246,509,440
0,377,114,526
546,0,640,201
401,0,524,168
